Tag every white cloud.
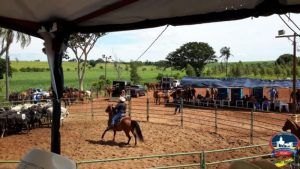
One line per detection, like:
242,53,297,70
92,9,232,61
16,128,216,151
6,14,300,62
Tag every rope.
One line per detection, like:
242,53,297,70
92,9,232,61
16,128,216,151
135,25,169,61
284,14,300,32
278,15,299,36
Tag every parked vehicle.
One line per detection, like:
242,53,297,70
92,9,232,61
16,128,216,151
130,85,146,97
161,77,174,90
112,80,131,97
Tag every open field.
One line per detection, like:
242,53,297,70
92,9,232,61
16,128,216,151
0,61,185,97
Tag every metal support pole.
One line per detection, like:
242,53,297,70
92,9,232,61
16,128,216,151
201,151,206,169
215,105,217,133
48,30,69,155
129,99,132,117
5,47,9,100
250,109,254,144
276,33,299,115
180,98,183,128
147,97,149,122
292,32,297,115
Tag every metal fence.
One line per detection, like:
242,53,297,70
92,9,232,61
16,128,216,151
129,96,288,145
76,144,270,169
0,144,271,169
0,96,287,168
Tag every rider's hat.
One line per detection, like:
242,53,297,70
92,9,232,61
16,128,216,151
119,96,126,102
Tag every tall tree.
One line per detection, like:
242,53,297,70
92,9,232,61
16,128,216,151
166,42,216,76
0,28,31,100
219,46,233,77
186,64,196,76
113,55,122,80
274,64,281,79
275,53,294,66
130,61,141,84
67,33,106,90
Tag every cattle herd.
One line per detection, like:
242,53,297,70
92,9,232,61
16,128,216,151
0,103,69,138
0,86,92,138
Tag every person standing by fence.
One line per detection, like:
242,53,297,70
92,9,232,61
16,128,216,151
173,89,181,114
269,88,277,103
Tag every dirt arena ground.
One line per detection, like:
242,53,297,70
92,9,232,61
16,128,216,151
0,89,296,169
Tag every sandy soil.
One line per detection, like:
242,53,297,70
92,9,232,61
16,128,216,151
0,89,295,169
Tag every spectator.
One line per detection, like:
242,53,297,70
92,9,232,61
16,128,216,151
205,88,210,99
262,96,270,110
191,87,196,100
174,90,181,114
250,95,260,110
269,88,277,103
275,88,279,100
289,89,300,103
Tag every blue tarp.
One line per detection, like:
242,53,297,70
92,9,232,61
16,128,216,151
181,77,300,88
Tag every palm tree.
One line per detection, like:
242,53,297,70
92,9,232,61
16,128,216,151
220,47,232,77
0,28,31,100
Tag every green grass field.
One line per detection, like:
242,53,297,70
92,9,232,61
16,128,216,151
0,61,185,97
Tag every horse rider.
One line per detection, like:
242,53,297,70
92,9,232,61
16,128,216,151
120,89,126,97
111,96,127,127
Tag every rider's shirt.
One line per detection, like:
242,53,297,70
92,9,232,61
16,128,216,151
115,102,126,114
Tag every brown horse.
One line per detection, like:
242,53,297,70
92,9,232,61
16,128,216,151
101,105,144,145
282,119,300,139
153,90,164,105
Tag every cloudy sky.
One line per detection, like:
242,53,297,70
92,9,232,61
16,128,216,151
8,13,300,63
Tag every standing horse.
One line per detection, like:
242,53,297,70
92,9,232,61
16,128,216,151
153,90,164,105
282,119,300,139
101,105,144,145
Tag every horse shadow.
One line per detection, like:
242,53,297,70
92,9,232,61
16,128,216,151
86,139,131,147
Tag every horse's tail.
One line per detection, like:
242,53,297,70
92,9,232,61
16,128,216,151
131,120,144,142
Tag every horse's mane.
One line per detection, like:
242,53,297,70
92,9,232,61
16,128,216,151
288,119,300,130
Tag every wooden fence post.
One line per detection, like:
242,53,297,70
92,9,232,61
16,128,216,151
250,108,254,144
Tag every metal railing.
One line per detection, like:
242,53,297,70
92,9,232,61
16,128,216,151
74,144,269,169
0,96,286,168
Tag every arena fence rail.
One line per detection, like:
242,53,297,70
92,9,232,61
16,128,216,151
75,144,269,169
0,144,270,169
0,95,289,168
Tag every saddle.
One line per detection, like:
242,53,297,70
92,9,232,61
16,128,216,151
116,116,130,125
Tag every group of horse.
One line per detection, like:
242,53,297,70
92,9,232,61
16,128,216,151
9,89,50,104
0,103,69,138
152,88,196,105
8,87,92,107
144,82,160,91
62,87,91,106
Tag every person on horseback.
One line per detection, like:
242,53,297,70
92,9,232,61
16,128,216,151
111,96,127,127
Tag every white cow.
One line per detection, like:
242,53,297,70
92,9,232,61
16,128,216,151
85,90,92,100
46,107,70,126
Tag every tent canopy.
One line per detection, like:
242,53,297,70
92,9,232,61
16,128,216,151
1,0,300,38
181,77,300,88
2,0,300,154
